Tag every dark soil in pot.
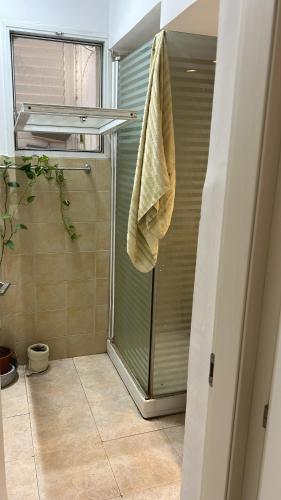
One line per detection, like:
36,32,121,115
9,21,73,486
0,346,13,375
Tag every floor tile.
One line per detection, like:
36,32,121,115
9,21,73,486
26,359,87,411
3,414,34,463
30,404,100,453
104,430,181,496
5,457,39,500
74,354,127,403
1,370,29,418
90,394,159,441
123,483,181,499
163,425,185,460
156,412,186,429
36,441,119,500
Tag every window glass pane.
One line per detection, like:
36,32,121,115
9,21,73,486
12,35,102,152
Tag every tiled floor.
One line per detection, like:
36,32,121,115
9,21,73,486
1,354,185,499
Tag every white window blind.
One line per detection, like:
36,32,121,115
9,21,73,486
12,35,102,152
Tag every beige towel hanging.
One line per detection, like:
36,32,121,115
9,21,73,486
127,30,176,273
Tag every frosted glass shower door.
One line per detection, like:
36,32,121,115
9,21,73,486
113,41,153,394
150,32,217,397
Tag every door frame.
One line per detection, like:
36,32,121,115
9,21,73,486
257,302,281,499
181,0,279,499
228,0,281,498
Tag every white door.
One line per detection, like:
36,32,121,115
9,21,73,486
241,148,281,499
181,0,280,499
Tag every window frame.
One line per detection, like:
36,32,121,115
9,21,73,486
0,21,110,159
11,32,104,154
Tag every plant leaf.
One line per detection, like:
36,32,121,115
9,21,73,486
26,170,35,180
7,181,20,188
15,223,28,230
0,213,12,219
26,195,35,203
4,240,15,250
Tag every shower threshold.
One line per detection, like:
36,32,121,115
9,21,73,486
107,340,187,419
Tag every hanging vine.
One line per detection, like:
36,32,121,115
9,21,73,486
0,155,78,269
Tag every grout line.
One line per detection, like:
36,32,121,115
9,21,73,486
72,355,123,499
23,366,41,500
95,424,182,444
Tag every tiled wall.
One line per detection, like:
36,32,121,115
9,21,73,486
0,157,111,363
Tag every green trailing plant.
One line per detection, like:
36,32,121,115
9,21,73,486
0,155,78,269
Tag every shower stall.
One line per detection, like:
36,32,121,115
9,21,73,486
108,32,217,417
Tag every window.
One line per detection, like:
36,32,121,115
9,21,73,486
11,34,103,153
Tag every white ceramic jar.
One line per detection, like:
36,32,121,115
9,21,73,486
27,344,49,373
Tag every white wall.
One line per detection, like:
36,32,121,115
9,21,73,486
0,0,109,35
160,0,197,27
109,0,159,48
0,0,110,156
162,0,219,36
109,0,217,51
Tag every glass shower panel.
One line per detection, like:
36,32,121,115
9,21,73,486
150,32,217,396
113,40,153,394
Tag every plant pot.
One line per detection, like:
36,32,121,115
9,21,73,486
0,363,17,388
0,346,13,375
27,343,49,374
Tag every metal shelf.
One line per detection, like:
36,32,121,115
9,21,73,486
15,103,137,136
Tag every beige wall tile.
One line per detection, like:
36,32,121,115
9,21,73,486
96,278,109,305
45,337,68,360
67,279,95,308
65,222,96,252
36,282,66,311
94,161,111,191
96,191,110,221
0,313,36,350
2,282,36,315
67,307,94,335
31,192,61,223
64,167,96,191
93,331,107,354
96,221,110,250
67,334,96,357
95,305,108,332
67,191,96,222
33,223,65,253
0,282,36,317
14,339,33,364
96,251,110,278
1,157,111,359
36,310,67,340
33,174,59,192
64,252,96,280
12,225,34,255
3,311,30,353
4,254,34,285
34,254,66,283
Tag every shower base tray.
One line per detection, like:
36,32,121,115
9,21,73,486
107,340,186,419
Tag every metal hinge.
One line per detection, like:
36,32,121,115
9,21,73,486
262,403,269,428
209,353,215,387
